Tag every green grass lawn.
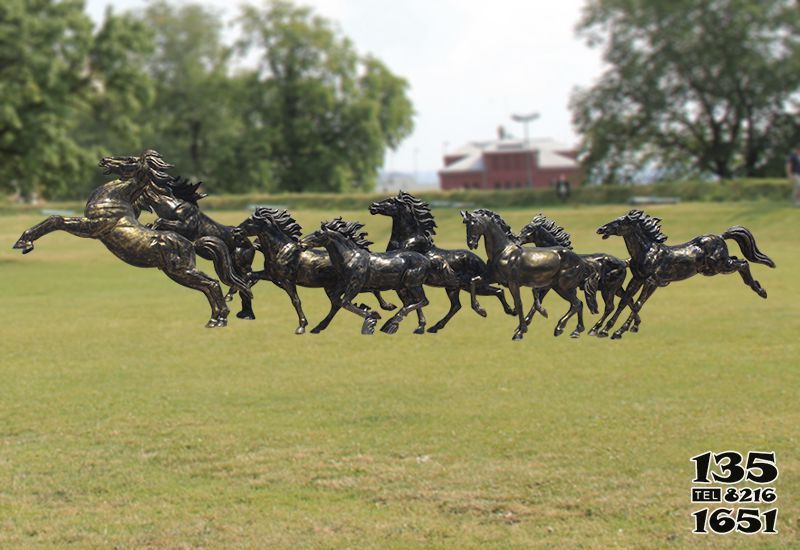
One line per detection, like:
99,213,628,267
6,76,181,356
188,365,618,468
0,202,797,548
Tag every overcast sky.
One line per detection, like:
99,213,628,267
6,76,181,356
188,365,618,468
85,0,605,176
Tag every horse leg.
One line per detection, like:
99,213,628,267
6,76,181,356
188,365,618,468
469,276,488,317
589,288,615,336
397,288,427,334
612,283,656,340
381,286,429,335
525,288,550,325
598,279,642,338
373,291,397,311
509,283,527,341
552,287,583,338
428,287,461,333
474,283,515,316
338,290,381,335
723,256,768,298
164,267,229,328
310,287,345,334
13,216,106,253
280,282,308,335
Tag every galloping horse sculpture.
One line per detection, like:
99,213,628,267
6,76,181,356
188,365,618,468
462,209,598,340
137,176,258,319
519,214,633,336
237,208,395,334
12,150,251,327
369,191,515,332
596,209,775,339
301,218,432,335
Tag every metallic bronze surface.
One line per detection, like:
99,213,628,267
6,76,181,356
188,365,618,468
462,209,598,340
519,214,632,336
596,209,776,339
12,151,252,327
301,218,431,335
369,192,515,332
237,208,395,335
137,176,258,319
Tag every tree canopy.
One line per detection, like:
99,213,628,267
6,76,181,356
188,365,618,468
0,0,414,199
571,0,800,183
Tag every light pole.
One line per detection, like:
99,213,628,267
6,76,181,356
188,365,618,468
512,112,539,188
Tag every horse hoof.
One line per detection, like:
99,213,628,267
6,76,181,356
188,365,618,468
597,330,609,338
295,326,306,335
587,328,597,337
381,303,397,311
506,308,517,316
757,287,767,299
512,332,523,341
427,325,441,333
413,326,425,335
12,239,33,254
630,325,639,333
475,307,487,318
380,322,399,335
361,317,378,335
570,331,581,339
611,332,623,340
236,311,255,320
553,328,564,337
224,294,235,303
539,308,549,319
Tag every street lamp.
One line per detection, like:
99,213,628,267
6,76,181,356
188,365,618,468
511,112,539,188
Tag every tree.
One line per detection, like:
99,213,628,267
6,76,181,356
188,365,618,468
571,0,800,183
237,0,414,192
0,1,155,199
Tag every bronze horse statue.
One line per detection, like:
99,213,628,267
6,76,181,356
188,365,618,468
237,208,395,334
137,176,258,319
462,209,598,340
12,150,251,327
301,218,433,335
596,209,776,339
519,213,634,336
369,191,516,332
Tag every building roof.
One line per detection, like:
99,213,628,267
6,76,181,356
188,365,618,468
440,138,578,174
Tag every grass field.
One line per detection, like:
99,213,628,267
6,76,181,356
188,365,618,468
1,202,797,548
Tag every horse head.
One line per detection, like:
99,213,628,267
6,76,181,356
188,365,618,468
240,207,303,246
597,210,667,243
369,195,404,217
99,150,174,187
519,213,572,248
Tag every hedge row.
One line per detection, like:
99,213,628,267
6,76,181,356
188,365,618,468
2,179,792,214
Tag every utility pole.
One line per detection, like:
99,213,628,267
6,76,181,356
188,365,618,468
511,112,539,188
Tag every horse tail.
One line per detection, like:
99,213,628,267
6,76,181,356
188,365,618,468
722,227,776,268
195,236,253,299
583,261,600,315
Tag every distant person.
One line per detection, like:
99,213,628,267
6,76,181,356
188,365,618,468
787,144,800,207
555,175,570,202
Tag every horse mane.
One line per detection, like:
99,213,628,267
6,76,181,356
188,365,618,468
139,150,174,187
321,217,373,250
252,207,303,242
525,213,573,249
473,208,519,244
395,190,437,239
625,209,668,243
166,176,207,204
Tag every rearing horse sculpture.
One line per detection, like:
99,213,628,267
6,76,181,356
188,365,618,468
12,150,251,327
595,209,776,339
369,191,515,332
462,209,598,340
137,176,258,319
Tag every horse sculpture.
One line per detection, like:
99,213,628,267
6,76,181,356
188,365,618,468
137,176,258,319
237,208,395,334
462,209,598,340
519,214,633,336
301,218,432,335
12,150,251,327
596,209,776,339
369,191,515,332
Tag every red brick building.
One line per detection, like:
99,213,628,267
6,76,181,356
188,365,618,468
439,138,582,191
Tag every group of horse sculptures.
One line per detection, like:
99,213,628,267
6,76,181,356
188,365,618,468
13,150,776,340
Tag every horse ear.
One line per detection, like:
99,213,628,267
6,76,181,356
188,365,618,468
460,210,468,221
